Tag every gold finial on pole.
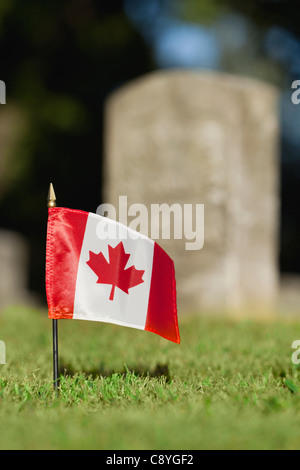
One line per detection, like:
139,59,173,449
47,183,56,208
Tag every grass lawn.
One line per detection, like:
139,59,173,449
1,305,300,449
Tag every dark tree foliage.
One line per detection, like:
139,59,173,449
228,0,300,38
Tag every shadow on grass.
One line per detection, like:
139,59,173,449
58,362,172,382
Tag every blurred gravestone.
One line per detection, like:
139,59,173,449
0,230,30,308
103,71,279,316
0,106,31,309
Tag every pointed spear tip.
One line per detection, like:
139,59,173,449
47,183,57,208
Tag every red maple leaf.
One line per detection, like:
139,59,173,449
86,242,145,301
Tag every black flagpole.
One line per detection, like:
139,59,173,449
47,183,59,394
52,318,59,393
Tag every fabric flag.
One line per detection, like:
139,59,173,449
46,207,180,344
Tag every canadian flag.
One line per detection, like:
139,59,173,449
46,207,180,344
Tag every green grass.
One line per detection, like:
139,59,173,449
1,305,300,449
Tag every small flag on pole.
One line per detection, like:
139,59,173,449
46,207,180,344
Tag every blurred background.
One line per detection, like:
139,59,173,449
0,0,300,310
